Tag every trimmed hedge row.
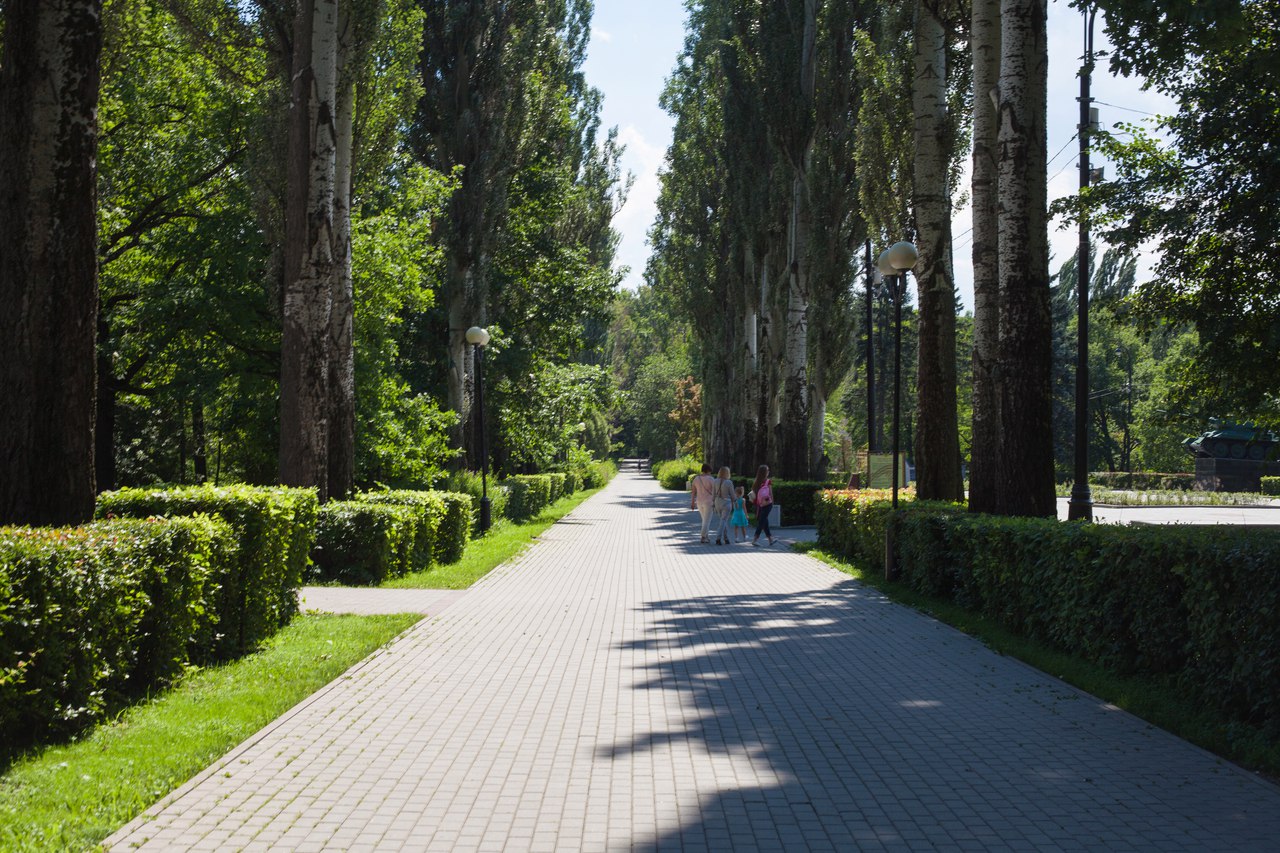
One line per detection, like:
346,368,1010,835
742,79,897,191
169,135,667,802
580,459,617,489
505,475,554,521
310,490,475,585
1089,471,1195,491
1262,476,1280,496
1,517,236,750
96,485,318,657
655,458,700,491
816,489,1280,732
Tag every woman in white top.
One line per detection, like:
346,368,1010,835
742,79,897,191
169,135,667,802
689,464,717,543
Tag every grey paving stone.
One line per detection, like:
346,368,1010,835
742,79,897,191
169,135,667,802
104,472,1280,851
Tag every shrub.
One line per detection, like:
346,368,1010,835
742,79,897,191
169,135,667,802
1262,476,1280,496
504,475,553,521
438,471,509,535
427,491,473,563
1,517,235,751
1089,471,1195,491
311,501,418,585
815,493,1280,733
96,485,318,657
560,469,582,496
582,459,617,489
548,473,567,504
655,457,701,490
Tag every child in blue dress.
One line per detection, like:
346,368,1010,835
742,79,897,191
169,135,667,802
730,486,749,542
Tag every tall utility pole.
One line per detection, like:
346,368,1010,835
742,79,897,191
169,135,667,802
865,239,876,455
1068,4,1097,521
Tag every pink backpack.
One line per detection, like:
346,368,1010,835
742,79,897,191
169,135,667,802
757,479,773,505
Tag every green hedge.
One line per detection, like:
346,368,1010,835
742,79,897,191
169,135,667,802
1,517,235,751
655,458,700,490
438,471,509,535
1089,471,1195,491
424,491,473,563
1262,476,1280,496
311,501,418,585
548,473,567,504
504,475,553,521
815,490,1280,732
725,479,842,526
96,485,318,657
582,460,617,489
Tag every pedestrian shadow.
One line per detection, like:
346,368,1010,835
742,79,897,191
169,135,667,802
601,581,1275,850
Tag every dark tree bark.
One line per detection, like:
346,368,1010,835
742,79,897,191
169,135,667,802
994,0,1056,516
279,0,338,500
0,0,102,525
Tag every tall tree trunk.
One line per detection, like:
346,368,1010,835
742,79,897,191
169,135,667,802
280,0,338,500
327,0,356,499
968,0,1002,513
0,0,101,526
995,0,1055,516
912,0,964,502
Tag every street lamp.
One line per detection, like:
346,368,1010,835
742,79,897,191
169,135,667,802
879,241,918,510
465,326,492,533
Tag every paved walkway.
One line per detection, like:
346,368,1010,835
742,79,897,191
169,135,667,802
107,473,1280,851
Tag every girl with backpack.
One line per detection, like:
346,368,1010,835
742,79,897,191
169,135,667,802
750,464,775,546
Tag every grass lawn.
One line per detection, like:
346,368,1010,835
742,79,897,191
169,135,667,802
800,544,1280,780
381,486,603,589
0,612,420,852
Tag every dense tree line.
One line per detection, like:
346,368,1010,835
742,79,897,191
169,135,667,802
0,0,624,526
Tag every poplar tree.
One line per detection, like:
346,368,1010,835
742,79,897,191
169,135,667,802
0,0,102,525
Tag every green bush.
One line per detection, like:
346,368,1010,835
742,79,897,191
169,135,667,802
438,471,509,535
729,479,842,526
815,491,1280,732
582,459,617,489
1,517,235,751
1089,471,1195,490
311,501,418,585
96,485,318,657
1262,476,1280,496
504,475,553,521
655,457,700,490
548,473,567,504
560,469,582,496
356,489,472,565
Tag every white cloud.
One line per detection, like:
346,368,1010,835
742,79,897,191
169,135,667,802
612,125,668,290
594,28,613,43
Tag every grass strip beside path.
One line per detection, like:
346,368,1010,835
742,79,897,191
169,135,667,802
0,613,420,852
800,544,1280,780
381,487,603,589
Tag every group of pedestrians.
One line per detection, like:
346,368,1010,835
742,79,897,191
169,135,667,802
689,463,776,547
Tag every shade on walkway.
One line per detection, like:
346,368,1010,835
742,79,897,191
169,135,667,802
107,472,1280,851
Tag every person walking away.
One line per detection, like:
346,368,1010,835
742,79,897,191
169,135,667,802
750,464,775,546
730,486,749,542
690,464,717,544
713,466,736,545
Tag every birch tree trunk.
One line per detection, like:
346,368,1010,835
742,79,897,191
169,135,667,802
968,0,1002,513
0,0,101,525
995,0,1055,516
327,0,356,499
280,0,338,499
912,0,964,502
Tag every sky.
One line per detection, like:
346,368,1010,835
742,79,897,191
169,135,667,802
580,0,1176,312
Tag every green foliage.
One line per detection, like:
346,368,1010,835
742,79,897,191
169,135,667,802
1263,477,1280,497
0,517,235,753
617,351,691,461
580,459,618,490
1066,0,1280,416
547,473,567,504
817,494,1280,733
0,613,417,853
355,490,473,566
495,361,616,474
503,475,554,521
655,457,702,491
95,485,318,657
437,471,510,535
311,502,418,586
1089,472,1195,491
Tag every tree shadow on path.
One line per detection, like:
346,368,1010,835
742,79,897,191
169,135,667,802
606,581,1280,852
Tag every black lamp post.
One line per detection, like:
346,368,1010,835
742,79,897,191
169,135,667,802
879,241,918,510
465,325,491,533
1068,3,1098,521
